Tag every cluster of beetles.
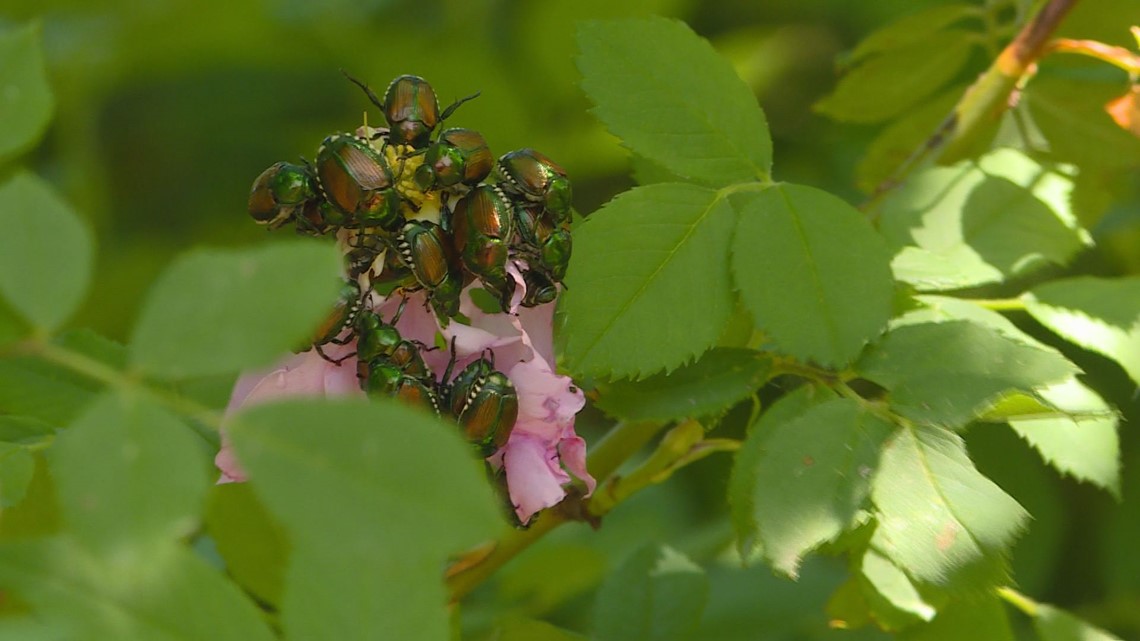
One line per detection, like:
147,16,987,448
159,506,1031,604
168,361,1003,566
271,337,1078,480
246,74,573,457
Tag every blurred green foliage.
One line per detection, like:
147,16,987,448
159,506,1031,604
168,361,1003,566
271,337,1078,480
1,0,948,340
2,0,1140,637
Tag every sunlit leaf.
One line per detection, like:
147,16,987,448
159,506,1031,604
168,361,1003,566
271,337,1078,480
731,183,893,367
0,23,54,161
816,30,975,124
859,548,936,627
596,348,771,421
228,400,500,641
1007,378,1120,497
878,150,1087,291
129,241,343,380
594,545,708,641
858,321,1078,428
729,385,836,559
738,398,893,577
577,17,772,185
894,295,1120,495
1023,276,1140,386
561,183,737,379
871,425,1028,589
0,172,93,331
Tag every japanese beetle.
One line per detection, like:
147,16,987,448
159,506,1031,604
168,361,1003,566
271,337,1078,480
353,307,403,365
466,236,515,310
451,184,514,244
316,134,403,231
520,269,558,307
497,149,572,223
442,353,518,455
248,161,319,230
395,220,464,319
414,128,493,191
514,205,572,283
310,280,365,362
363,360,441,416
344,73,480,149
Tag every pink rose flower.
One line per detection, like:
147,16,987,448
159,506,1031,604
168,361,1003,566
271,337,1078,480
214,342,363,483
217,278,593,524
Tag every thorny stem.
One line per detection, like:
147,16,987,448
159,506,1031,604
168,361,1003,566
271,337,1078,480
864,0,1080,215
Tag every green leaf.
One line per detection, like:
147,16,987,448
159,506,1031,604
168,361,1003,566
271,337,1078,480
203,482,289,608
899,595,1014,641
0,415,55,442
577,17,772,185
1007,378,1120,496
895,295,1120,494
728,385,836,559
739,398,893,577
859,547,936,627
879,149,1087,291
593,544,708,641
0,357,101,427
495,616,588,641
1023,276,1140,386
848,4,980,63
0,330,129,428
856,86,964,193
0,295,30,348
1026,75,1140,171
870,424,1028,589
858,321,1078,428
1104,448,1140,594
1030,604,1124,641
227,400,500,641
0,23,54,161
815,30,975,124
596,348,771,421
0,616,67,641
0,537,276,641
129,241,343,380
0,455,60,540
0,172,93,331
561,183,736,379
0,442,34,508
50,393,210,553
498,544,606,612
731,183,893,367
